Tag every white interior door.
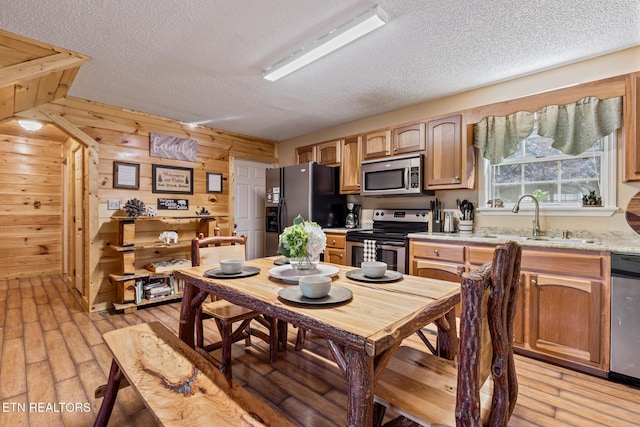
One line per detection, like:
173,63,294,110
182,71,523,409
234,159,271,259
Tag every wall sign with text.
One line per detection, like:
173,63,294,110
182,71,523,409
150,133,198,162
152,165,193,194
157,198,189,210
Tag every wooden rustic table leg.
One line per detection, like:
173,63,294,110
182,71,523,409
344,347,374,427
178,281,197,347
277,319,288,352
437,308,459,360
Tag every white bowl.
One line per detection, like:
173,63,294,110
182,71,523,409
219,258,244,274
361,261,387,279
299,275,331,299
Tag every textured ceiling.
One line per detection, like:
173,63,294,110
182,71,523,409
2,0,639,141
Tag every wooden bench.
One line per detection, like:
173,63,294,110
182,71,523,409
94,322,295,427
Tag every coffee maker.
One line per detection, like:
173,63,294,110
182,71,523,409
345,203,361,228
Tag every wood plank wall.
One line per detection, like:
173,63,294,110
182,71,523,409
38,96,278,312
0,122,67,279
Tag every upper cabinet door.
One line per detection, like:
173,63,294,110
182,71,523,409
362,130,391,160
426,115,463,188
316,140,341,166
296,144,316,164
392,123,425,155
624,72,640,181
340,136,361,194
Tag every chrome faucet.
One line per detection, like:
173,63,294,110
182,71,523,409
512,194,541,237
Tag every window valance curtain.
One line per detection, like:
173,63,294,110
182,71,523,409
473,96,622,164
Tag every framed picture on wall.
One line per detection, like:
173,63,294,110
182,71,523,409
206,172,223,193
113,161,140,189
152,164,194,194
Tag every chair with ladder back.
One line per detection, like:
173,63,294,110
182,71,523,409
373,241,522,426
193,230,278,379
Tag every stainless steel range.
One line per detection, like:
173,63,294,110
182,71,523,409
345,208,429,274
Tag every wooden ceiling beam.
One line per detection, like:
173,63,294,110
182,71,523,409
38,109,98,149
0,52,89,89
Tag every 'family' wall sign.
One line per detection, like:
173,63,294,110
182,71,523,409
150,133,198,162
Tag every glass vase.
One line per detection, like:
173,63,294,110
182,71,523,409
289,255,318,271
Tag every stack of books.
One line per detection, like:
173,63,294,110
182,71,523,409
135,279,173,303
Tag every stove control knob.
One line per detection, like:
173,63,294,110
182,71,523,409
379,212,384,216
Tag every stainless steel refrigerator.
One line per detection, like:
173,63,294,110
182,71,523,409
265,162,346,256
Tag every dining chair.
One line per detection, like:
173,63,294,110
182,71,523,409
413,267,462,356
373,241,522,426
193,230,278,379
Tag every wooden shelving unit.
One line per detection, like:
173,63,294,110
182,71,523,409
110,215,215,311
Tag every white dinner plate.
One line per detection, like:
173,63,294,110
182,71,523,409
268,263,340,284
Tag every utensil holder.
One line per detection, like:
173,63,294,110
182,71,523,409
458,219,473,235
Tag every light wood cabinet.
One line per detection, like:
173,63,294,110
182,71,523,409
340,136,361,194
324,232,346,265
316,140,341,166
363,125,426,160
362,130,391,160
624,72,640,181
296,145,316,164
296,139,339,166
411,239,610,376
426,114,464,188
392,123,425,156
529,273,603,364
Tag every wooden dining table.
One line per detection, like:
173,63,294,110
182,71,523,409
174,257,461,427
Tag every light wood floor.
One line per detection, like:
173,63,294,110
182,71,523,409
1,275,640,426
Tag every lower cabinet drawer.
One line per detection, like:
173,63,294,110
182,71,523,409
326,233,346,249
411,241,465,263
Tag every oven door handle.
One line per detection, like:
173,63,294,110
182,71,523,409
346,240,405,247
378,241,406,247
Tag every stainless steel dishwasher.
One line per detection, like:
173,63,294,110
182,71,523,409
610,253,640,386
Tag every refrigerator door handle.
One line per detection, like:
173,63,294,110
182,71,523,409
277,198,284,233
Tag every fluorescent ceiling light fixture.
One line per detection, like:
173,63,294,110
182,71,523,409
263,5,388,81
17,119,43,132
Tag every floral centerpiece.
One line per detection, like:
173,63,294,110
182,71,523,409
278,215,326,271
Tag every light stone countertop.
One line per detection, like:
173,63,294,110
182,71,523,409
324,226,640,254
408,230,640,254
323,228,364,234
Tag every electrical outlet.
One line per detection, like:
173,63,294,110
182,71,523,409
107,199,120,210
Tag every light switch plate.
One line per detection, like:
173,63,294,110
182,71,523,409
107,199,120,210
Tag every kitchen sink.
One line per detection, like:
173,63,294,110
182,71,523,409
480,234,529,241
478,234,599,244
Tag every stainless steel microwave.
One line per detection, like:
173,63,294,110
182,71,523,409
361,154,432,196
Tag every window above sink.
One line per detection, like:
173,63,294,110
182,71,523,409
481,131,617,217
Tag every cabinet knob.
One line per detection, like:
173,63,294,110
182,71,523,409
434,249,439,255
339,254,343,259
357,184,360,187
531,278,537,285
331,239,336,244
394,147,397,151
455,176,459,180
